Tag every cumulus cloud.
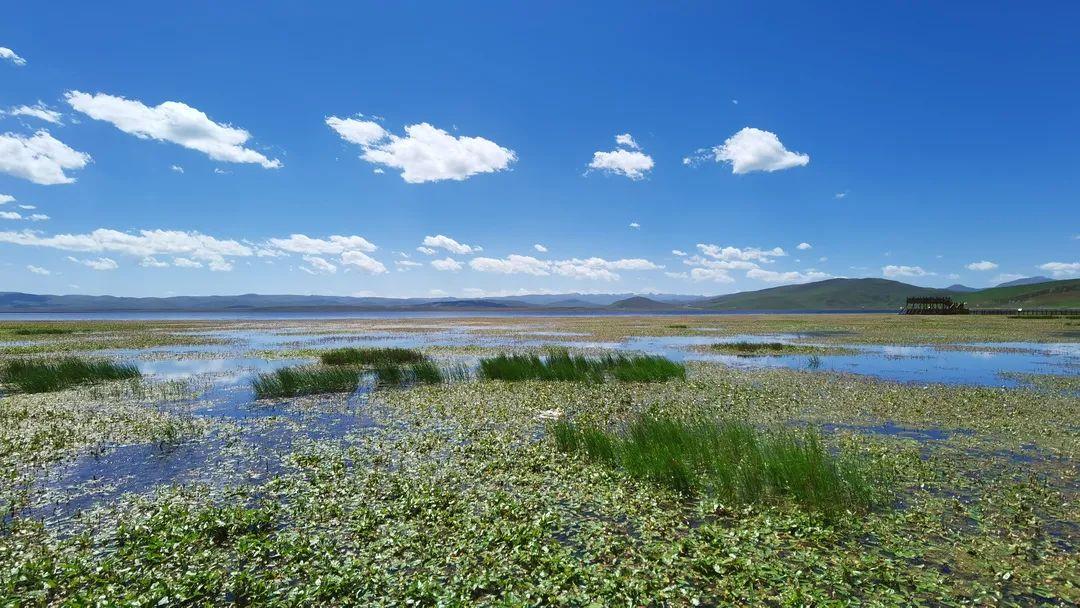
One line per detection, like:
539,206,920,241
65,91,281,168
67,256,118,270
6,103,63,124
672,249,687,256
1038,261,1080,277
533,243,548,253
422,234,480,255
341,250,388,274
0,228,252,269
395,260,422,271
326,116,515,183
469,254,660,281
796,242,812,250
746,268,832,284
27,264,51,275
688,267,735,283
170,165,184,173
268,234,377,255
965,260,998,271
416,246,437,255
882,265,932,278
431,257,463,271
0,211,20,220
629,222,640,229
172,257,203,268
140,256,169,268
696,243,786,262
0,47,26,66
0,194,13,204
587,134,653,180
300,256,337,275
687,127,808,174
0,130,91,184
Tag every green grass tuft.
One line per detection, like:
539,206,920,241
251,366,361,399
320,347,425,366
552,412,876,516
480,350,684,383
0,357,141,393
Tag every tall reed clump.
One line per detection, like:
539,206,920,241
320,347,425,366
551,412,876,517
480,350,684,383
251,366,361,399
0,357,141,393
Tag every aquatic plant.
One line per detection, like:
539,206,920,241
320,347,425,366
373,360,469,387
251,366,361,398
710,341,827,356
0,357,141,393
479,350,685,383
552,412,876,516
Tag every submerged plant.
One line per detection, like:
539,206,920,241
320,347,425,366
0,357,141,393
551,412,876,516
480,350,684,383
251,366,361,399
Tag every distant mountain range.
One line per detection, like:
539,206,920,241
1,277,1076,313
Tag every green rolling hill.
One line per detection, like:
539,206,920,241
696,278,1080,311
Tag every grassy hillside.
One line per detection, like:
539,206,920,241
697,278,947,310
697,278,1080,311
961,279,1080,308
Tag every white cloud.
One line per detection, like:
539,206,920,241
0,227,253,268
431,257,463,271
140,256,169,268
614,133,639,149
341,250,387,274
170,164,184,173
18,204,34,209
0,194,13,204
28,213,48,221
696,243,787,262
416,246,437,255
268,234,377,255
992,273,1025,284
746,268,831,284
672,249,687,256
6,103,62,124
27,264,50,275
629,222,640,229
690,127,809,174
966,260,998,271
835,191,848,199
882,265,932,278
533,243,548,253
470,254,551,276
300,255,337,275
1038,261,1080,278
395,260,422,271
796,242,812,250
469,254,660,281
0,210,47,221
172,257,203,268
67,256,118,271
0,47,26,66
66,91,281,168
0,211,21,220
588,134,653,180
0,130,91,184
422,234,480,255
689,267,735,283
326,117,516,183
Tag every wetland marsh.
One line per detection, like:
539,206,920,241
0,313,1076,605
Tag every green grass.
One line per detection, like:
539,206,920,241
251,366,361,399
0,357,141,393
710,341,833,356
551,412,876,516
479,350,685,383
374,360,470,387
320,347,425,366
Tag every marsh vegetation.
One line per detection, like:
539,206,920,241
0,357,141,393
479,350,685,382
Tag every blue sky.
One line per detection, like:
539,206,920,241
1,1,1077,297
